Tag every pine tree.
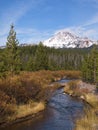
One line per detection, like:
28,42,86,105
26,57,34,71
82,45,98,84
90,45,98,83
82,55,88,81
0,50,7,77
34,42,49,70
5,24,21,75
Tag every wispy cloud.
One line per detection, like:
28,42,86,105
17,16,98,44
17,27,55,44
1,0,44,26
0,0,45,45
55,23,98,41
83,13,98,26
1,0,98,45
73,0,98,4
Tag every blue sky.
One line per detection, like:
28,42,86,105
0,0,98,45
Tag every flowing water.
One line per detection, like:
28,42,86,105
1,79,84,130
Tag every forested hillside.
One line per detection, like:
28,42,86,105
0,42,96,75
19,44,91,70
0,43,89,73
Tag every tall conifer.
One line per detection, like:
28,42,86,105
82,45,98,84
6,24,20,75
34,42,49,70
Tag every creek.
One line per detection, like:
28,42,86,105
1,79,84,130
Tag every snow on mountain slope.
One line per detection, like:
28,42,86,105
43,31,97,48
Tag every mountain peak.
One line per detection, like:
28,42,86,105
43,30,97,48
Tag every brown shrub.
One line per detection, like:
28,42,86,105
0,70,81,123
0,91,16,122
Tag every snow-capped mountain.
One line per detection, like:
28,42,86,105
43,31,97,48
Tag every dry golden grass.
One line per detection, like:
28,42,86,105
8,101,45,121
0,70,81,88
85,94,98,107
75,108,98,130
64,80,83,97
75,94,98,130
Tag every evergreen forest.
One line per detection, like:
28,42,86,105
0,25,98,85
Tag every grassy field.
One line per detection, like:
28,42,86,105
0,70,81,125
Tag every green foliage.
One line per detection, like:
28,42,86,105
0,43,90,73
0,50,7,78
82,45,98,84
0,25,97,75
25,57,35,71
5,24,21,75
34,42,49,70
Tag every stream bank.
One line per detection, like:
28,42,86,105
0,79,84,130
64,80,98,130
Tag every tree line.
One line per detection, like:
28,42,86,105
0,25,98,85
